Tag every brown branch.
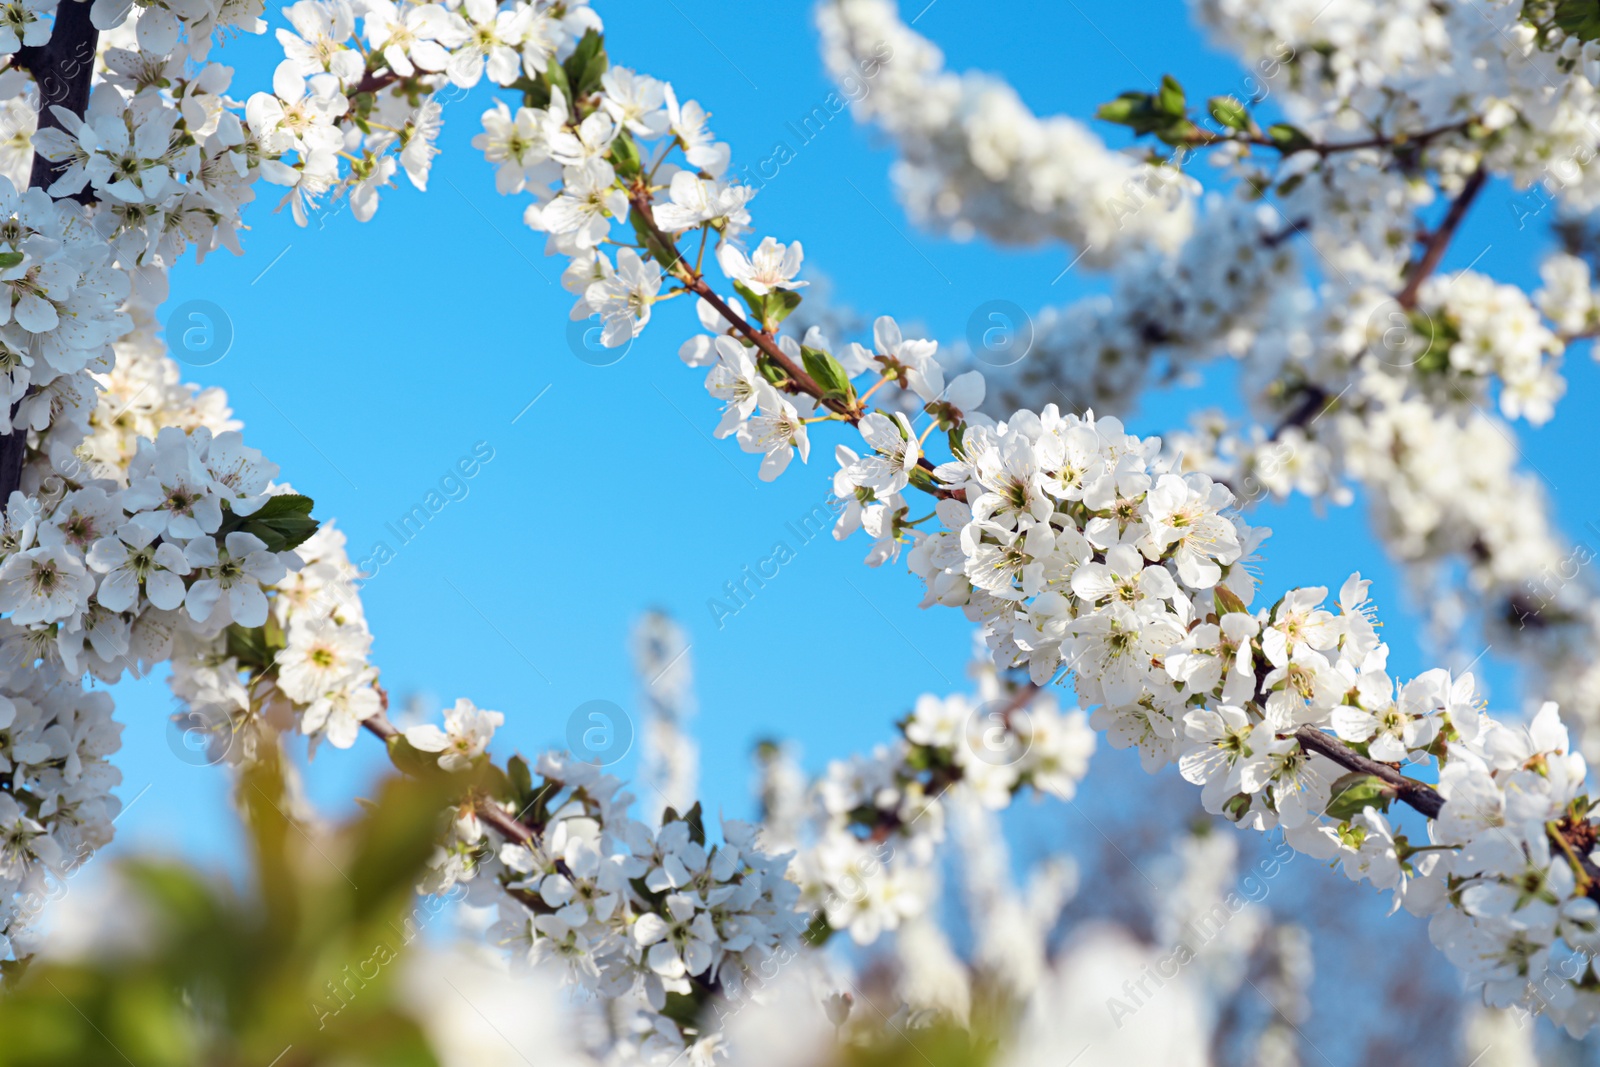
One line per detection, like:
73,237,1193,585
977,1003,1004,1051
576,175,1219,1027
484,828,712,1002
1,3,100,503
1395,164,1487,309
361,710,536,846
16,0,99,199
1292,725,1600,899
1267,384,1331,441
626,184,955,496
1291,725,1444,818
1183,119,1473,159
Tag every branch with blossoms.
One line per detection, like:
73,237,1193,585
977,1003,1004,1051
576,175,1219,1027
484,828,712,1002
439,19,1600,1030
819,0,1600,779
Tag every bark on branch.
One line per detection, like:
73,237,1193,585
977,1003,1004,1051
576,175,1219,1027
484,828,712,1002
2,3,101,502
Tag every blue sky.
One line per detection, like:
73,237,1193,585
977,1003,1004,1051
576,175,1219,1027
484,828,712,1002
99,0,1600,934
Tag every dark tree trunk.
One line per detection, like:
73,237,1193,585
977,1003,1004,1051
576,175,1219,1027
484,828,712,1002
1,2,101,501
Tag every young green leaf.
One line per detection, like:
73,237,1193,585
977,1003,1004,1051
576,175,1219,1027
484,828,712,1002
1157,74,1186,116
1208,95,1249,131
801,345,855,403
1325,771,1395,821
763,289,803,330
1266,123,1314,153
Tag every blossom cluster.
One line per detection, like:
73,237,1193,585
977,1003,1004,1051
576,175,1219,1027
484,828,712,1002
792,679,1094,946
467,21,1600,1025
812,0,1600,771
393,721,803,1063
244,0,601,225
816,0,1195,263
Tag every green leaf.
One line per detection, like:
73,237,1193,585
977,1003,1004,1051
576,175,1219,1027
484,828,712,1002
1096,90,1170,137
346,764,481,920
1095,92,1146,125
1213,585,1249,616
224,619,285,673
234,493,320,552
801,345,855,404
659,990,705,1030
385,734,453,783
1325,771,1394,821
628,206,679,270
1554,0,1600,41
1207,95,1249,131
562,29,608,96
1408,309,1459,375
507,754,533,803
609,131,641,179
1155,118,1199,147
907,465,939,494
519,75,551,110
0,251,24,269
947,424,966,459
1266,123,1314,153
763,289,803,330
754,353,788,386
731,279,766,322
660,802,707,845
544,57,570,99
683,801,706,846
801,912,834,947
1157,74,1186,116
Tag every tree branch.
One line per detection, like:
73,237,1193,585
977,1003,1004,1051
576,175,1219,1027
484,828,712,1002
16,0,99,198
1395,165,1487,309
625,183,956,497
2,4,101,503
1182,119,1474,159
361,709,536,845
1293,724,1600,899
1291,725,1443,817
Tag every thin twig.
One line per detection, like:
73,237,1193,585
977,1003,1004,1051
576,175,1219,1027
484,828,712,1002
625,182,956,497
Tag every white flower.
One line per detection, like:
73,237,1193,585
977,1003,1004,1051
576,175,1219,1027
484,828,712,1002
1070,542,1176,613
904,693,967,748
583,247,661,348
599,67,669,138
86,523,190,612
123,431,224,540
843,412,919,496
362,0,460,78
445,0,529,88
405,697,504,771
1179,704,1271,814
717,237,807,296
653,171,754,233
0,0,51,53
0,544,94,625
536,159,626,249
737,384,812,480
1340,808,1404,891
635,893,718,978
473,99,559,194
1138,472,1240,589
705,335,766,438
871,316,943,402
301,678,381,750
0,792,59,879
183,532,287,628
276,618,372,704
664,84,728,176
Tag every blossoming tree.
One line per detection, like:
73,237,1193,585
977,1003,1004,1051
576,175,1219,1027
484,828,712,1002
1,0,1599,1062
